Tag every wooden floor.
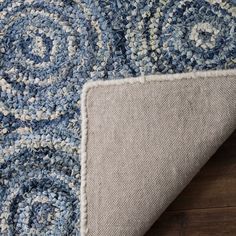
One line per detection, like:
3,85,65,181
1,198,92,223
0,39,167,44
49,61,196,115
146,130,236,236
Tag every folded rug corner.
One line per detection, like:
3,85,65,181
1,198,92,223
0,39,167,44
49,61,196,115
80,69,236,236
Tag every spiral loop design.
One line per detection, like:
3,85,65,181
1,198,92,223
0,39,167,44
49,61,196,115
124,0,236,74
0,0,111,121
0,131,81,235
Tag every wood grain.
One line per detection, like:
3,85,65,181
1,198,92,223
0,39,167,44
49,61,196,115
146,207,236,236
146,130,236,236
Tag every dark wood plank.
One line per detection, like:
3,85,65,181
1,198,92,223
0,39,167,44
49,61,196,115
146,130,236,235
146,207,236,236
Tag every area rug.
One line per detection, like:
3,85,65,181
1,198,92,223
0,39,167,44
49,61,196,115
0,0,235,235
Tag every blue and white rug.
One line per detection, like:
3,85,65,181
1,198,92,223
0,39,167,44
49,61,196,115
0,0,235,235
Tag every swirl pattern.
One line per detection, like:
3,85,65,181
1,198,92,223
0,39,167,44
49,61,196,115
123,0,236,74
0,131,80,235
0,0,111,121
156,0,236,73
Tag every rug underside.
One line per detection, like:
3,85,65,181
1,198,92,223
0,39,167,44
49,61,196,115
81,69,236,236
